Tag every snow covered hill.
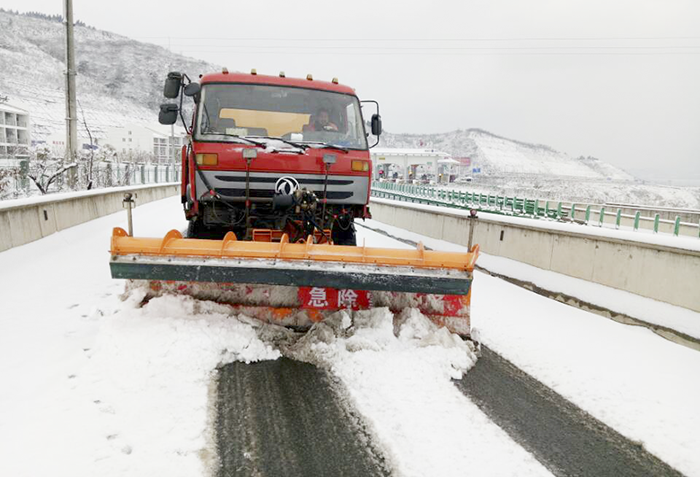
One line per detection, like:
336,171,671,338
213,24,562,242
378,128,635,181
0,10,217,143
375,129,700,208
1,10,696,208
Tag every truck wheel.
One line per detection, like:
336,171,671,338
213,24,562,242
186,219,203,238
332,221,356,246
338,230,357,246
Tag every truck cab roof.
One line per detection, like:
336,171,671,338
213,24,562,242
199,72,357,96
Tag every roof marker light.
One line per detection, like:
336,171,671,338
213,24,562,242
279,71,286,78
332,77,339,84
222,67,229,74
251,68,257,75
306,74,313,81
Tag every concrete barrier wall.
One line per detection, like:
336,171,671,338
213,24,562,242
370,199,700,313
0,184,179,253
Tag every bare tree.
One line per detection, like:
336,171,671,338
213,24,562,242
78,100,97,189
0,167,19,199
25,144,77,195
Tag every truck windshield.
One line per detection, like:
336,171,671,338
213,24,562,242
195,83,368,150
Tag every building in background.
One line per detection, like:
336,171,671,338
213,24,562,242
370,148,458,183
0,102,31,160
103,124,185,163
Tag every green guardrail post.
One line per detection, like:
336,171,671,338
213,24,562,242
615,209,622,229
584,205,591,224
673,216,681,236
533,199,539,217
653,213,660,233
599,207,605,226
511,197,517,213
570,203,576,220
633,211,640,231
545,201,550,217
556,202,562,219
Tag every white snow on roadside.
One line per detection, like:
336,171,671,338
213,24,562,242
371,197,700,253
0,182,179,210
0,196,553,477
363,218,700,477
0,197,279,477
361,219,700,339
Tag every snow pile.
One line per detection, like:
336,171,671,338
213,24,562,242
287,307,474,376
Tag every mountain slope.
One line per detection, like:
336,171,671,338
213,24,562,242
0,10,217,142
378,128,635,181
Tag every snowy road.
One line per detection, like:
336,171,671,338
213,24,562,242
216,358,390,476
457,347,681,477
0,196,698,477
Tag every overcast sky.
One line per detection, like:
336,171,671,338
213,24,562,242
3,0,699,178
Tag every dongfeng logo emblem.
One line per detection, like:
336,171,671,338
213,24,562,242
275,176,299,195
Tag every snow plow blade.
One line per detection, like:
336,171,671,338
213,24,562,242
109,227,479,336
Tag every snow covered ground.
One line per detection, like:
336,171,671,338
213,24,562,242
0,197,549,477
363,218,700,340
361,219,700,476
371,197,700,253
0,196,698,476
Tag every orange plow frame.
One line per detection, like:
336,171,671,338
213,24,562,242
110,228,480,336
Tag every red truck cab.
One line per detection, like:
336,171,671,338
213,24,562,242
159,70,382,245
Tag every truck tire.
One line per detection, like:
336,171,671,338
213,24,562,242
186,219,203,238
332,221,357,246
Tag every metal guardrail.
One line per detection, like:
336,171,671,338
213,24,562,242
371,181,700,239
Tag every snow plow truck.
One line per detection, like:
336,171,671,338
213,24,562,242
109,69,479,336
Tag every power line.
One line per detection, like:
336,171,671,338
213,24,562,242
134,36,700,42
163,45,700,51
165,50,700,56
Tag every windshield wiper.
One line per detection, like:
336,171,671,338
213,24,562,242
246,136,309,151
201,132,267,148
302,142,349,153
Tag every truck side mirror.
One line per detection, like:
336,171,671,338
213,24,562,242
371,114,382,136
164,72,183,99
183,82,201,103
159,103,179,125
183,82,200,97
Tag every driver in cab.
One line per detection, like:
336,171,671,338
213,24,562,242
304,108,338,132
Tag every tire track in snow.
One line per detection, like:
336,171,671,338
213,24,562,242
215,358,391,477
456,347,684,477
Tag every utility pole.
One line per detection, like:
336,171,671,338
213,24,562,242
64,0,79,187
